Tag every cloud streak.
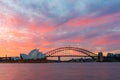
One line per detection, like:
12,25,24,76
0,0,120,56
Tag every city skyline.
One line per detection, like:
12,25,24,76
0,0,120,56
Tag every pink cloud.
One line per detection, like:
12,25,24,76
93,33,120,46
61,12,120,28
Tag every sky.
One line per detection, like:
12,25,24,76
0,0,120,56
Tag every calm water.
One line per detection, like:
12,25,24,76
0,63,120,80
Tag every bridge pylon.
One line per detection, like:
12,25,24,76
58,56,61,62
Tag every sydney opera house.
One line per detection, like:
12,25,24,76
20,49,46,60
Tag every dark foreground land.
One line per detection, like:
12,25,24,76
0,56,120,63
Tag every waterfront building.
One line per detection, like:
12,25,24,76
20,49,46,60
107,53,120,57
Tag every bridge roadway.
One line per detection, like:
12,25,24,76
46,55,97,57
46,55,98,62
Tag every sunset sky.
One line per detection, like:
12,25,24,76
0,0,120,56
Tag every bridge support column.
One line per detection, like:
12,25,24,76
98,52,103,62
58,56,61,62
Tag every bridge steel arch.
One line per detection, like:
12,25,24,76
45,47,97,59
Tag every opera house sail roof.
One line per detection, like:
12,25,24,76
20,49,46,60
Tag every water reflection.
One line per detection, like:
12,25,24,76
0,63,120,80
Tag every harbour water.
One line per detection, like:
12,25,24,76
0,63,120,80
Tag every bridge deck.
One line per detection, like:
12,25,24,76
46,55,98,57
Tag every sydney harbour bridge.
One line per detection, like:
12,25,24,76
0,47,103,63
45,47,99,62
